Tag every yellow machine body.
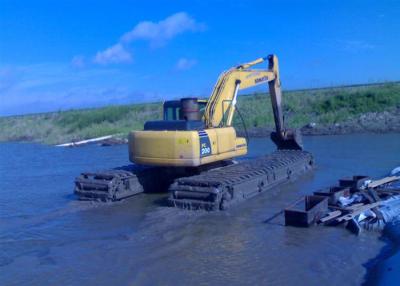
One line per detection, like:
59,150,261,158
128,54,302,167
129,127,247,167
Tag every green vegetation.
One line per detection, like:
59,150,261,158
234,82,400,129
0,103,161,144
1,82,399,144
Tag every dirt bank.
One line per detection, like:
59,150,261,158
237,109,400,137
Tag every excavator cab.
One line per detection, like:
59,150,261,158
143,98,208,132
163,99,207,121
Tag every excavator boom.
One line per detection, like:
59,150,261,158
204,54,302,150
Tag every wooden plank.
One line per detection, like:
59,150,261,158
347,203,365,210
319,210,342,223
368,176,400,188
336,202,382,222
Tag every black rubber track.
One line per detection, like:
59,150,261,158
169,150,314,210
74,150,313,208
74,161,233,201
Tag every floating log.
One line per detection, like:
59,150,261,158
56,135,114,147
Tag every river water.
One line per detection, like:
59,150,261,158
0,134,399,286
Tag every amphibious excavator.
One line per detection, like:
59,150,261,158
75,55,313,210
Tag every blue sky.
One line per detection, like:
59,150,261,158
0,0,399,116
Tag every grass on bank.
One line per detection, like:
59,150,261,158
1,82,399,144
233,82,400,129
0,103,161,144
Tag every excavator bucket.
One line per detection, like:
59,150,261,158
271,129,303,150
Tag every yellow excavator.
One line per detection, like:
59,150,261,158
129,54,302,167
75,55,312,210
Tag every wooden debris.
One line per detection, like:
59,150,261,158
367,176,400,188
348,203,365,210
282,171,400,235
336,202,382,222
319,210,342,223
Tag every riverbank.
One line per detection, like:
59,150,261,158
1,82,399,145
241,108,400,137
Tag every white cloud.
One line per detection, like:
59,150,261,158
175,58,197,70
92,12,204,66
93,44,132,65
121,12,205,47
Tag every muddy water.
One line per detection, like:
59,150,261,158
1,134,400,286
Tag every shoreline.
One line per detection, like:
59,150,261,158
240,109,400,138
1,128,400,146
1,82,399,145
1,107,400,146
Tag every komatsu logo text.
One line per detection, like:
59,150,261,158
254,76,268,84
198,131,211,158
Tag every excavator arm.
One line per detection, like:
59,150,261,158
204,54,302,150
203,57,272,128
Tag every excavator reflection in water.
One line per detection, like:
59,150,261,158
75,55,313,210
